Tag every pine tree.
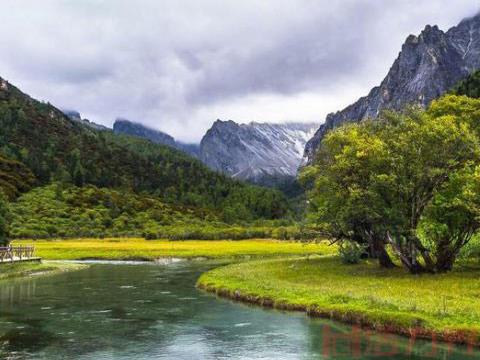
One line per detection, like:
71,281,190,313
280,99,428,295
73,160,85,187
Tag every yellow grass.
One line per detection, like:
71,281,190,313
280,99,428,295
13,238,336,260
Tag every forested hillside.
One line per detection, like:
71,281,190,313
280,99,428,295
0,77,289,223
9,184,302,240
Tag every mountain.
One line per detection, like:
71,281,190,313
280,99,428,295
63,109,109,131
113,119,177,147
113,118,316,190
113,119,200,157
200,120,317,185
304,13,480,163
0,75,289,221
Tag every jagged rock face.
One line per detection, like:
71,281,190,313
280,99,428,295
304,13,480,163
200,120,317,184
113,119,200,157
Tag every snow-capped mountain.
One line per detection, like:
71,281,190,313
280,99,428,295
106,117,318,187
200,120,317,185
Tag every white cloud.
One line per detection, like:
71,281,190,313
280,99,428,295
0,0,478,142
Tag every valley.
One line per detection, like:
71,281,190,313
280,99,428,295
1,4,480,360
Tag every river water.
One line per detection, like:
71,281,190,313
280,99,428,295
0,261,478,359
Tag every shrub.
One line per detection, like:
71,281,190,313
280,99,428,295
338,242,366,264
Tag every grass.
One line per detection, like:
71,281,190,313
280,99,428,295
197,256,480,344
12,238,336,260
0,261,87,281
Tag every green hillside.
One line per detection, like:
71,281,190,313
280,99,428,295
10,183,213,239
0,77,289,224
9,184,302,240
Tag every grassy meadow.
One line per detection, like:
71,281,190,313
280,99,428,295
13,238,336,260
198,256,480,343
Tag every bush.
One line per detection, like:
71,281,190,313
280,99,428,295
338,242,366,264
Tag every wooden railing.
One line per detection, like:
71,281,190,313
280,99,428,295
0,246,35,263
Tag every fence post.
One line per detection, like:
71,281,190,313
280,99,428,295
0,246,36,263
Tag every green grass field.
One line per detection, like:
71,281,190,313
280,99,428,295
198,256,480,343
13,238,336,260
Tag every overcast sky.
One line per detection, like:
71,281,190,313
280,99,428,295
0,1,478,142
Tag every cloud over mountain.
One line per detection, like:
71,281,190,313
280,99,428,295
0,0,477,142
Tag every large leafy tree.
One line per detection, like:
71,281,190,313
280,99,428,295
420,166,480,271
301,122,396,268
304,97,480,273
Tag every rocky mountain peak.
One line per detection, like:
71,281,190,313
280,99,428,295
457,11,480,27
200,120,317,185
304,12,480,164
209,119,238,132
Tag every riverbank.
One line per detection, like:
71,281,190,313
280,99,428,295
12,238,336,260
197,256,480,346
0,261,88,281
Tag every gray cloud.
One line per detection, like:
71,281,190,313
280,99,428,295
0,0,478,142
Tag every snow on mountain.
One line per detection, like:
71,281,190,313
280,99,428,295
200,120,317,184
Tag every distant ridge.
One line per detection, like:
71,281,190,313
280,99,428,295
113,119,200,157
63,110,109,131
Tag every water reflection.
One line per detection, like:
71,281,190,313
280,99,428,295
306,322,476,359
0,262,478,359
0,280,37,305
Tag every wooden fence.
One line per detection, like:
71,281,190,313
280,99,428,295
0,246,36,263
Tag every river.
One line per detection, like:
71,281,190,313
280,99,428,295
0,260,478,359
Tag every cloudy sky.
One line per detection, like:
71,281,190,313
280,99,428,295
0,1,478,142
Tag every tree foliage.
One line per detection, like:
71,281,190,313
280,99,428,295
304,95,480,273
451,70,480,99
9,183,301,240
0,78,290,222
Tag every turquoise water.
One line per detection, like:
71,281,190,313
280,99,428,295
0,261,478,359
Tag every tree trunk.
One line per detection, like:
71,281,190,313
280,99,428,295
435,247,456,273
407,262,427,274
375,242,395,268
385,232,426,274
436,258,454,273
